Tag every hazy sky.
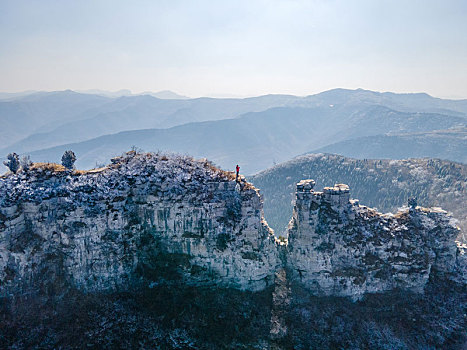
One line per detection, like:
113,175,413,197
1,0,466,98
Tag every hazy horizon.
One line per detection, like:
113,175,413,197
1,87,467,101
1,0,467,99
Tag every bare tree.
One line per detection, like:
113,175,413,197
20,155,33,171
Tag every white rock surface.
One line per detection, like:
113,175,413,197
287,179,463,299
2,159,464,300
0,153,279,295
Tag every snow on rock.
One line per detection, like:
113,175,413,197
0,152,279,295
287,179,464,300
1,154,464,301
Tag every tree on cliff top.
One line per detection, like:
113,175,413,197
3,153,20,173
61,150,76,170
20,155,32,171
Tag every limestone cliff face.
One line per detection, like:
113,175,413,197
1,155,464,301
287,179,463,299
0,153,279,295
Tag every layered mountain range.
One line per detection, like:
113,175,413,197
1,88,466,174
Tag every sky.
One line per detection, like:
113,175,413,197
1,0,466,98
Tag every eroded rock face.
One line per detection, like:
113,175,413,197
287,179,463,299
0,153,279,295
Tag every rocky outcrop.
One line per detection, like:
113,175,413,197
0,153,279,295
287,179,462,299
1,154,464,302
2,164,466,349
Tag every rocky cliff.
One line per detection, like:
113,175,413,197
0,152,279,295
287,179,463,299
1,155,465,298
1,156,467,348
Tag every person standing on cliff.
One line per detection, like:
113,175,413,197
236,164,240,182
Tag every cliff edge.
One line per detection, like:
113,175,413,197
1,158,466,348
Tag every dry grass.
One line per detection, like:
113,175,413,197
221,170,237,181
394,211,409,220
30,162,109,175
210,166,255,190
31,162,66,172
85,167,108,174
74,167,108,175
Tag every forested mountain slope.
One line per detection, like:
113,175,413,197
249,154,467,242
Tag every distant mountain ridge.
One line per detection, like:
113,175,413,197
0,90,111,147
15,104,466,174
310,128,467,163
77,89,190,99
1,88,467,174
0,90,39,101
2,88,467,151
308,88,467,116
0,92,300,154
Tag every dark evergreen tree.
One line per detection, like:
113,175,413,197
408,197,417,209
3,153,20,173
61,150,76,170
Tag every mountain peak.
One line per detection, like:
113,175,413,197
143,90,190,99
